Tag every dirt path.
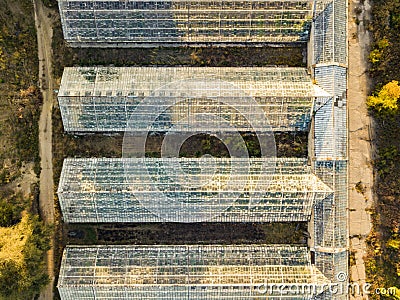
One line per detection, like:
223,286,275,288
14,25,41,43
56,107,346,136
33,0,55,299
348,0,374,298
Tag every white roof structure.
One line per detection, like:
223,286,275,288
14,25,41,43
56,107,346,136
58,67,325,132
309,0,348,299
54,0,350,297
58,0,313,47
58,157,332,223
57,245,330,299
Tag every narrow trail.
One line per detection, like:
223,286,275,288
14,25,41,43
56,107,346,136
33,0,56,299
348,0,374,298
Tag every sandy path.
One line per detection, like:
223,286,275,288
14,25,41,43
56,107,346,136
348,0,374,298
33,0,56,299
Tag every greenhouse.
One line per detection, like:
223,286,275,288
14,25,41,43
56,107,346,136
58,157,333,223
312,0,347,65
58,67,327,132
313,65,347,160
308,0,348,299
54,0,350,297
57,245,330,299
58,0,313,46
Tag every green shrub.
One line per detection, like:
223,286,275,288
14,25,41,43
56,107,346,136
41,0,58,8
0,201,21,227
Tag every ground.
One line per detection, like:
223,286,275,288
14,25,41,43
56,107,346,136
348,0,374,296
65,223,308,246
34,0,56,299
0,0,51,298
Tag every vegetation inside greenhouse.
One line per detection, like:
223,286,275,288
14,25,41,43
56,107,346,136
64,222,308,245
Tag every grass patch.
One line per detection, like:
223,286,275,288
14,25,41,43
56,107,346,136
0,0,50,297
0,0,41,172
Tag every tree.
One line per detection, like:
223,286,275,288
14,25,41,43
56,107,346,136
0,260,23,298
0,215,50,299
367,80,400,113
0,200,21,227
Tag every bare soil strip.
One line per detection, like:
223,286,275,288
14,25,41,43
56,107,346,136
34,0,56,299
348,0,374,298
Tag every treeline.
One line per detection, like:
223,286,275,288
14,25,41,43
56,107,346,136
365,0,400,297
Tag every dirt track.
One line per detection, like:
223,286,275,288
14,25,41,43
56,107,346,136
348,0,374,298
33,0,55,299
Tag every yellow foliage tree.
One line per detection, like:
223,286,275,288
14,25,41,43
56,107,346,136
387,287,400,300
367,80,400,113
0,215,32,265
387,238,400,250
0,215,50,299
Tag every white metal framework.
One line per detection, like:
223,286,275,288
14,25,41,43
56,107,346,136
310,0,348,299
54,0,350,297
58,0,313,47
57,245,330,299
313,160,347,249
313,65,347,160
58,67,324,132
58,158,332,223
311,0,347,65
